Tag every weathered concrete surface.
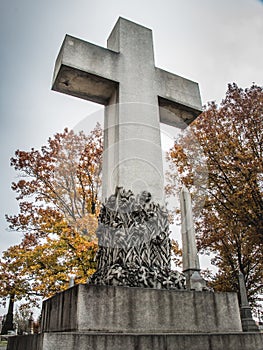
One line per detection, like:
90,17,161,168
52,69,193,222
52,17,202,203
41,284,242,334
8,332,263,350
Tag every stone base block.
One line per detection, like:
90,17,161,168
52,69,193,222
8,285,263,350
241,306,260,332
41,284,242,333
7,332,263,350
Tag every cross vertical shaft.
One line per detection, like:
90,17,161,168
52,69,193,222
103,19,164,201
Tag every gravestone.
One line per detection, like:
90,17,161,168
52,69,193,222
7,17,263,350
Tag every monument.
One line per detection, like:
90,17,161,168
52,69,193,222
7,17,263,350
52,16,202,290
238,271,259,332
180,186,207,291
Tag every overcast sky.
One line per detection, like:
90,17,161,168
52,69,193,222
0,0,262,308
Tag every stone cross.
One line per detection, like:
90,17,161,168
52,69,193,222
52,17,202,203
52,17,202,289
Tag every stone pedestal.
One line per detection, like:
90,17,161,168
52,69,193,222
7,285,263,350
240,306,260,332
8,332,263,350
40,284,242,333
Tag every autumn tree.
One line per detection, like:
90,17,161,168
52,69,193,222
0,124,103,308
166,84,263,305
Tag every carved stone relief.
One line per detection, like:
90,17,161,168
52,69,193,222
88,187,185,289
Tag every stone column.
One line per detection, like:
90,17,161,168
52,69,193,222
238,271,259,332
180,186,206,290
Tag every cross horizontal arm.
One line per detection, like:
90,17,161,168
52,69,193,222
155,68,202,128
52,35,119,105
